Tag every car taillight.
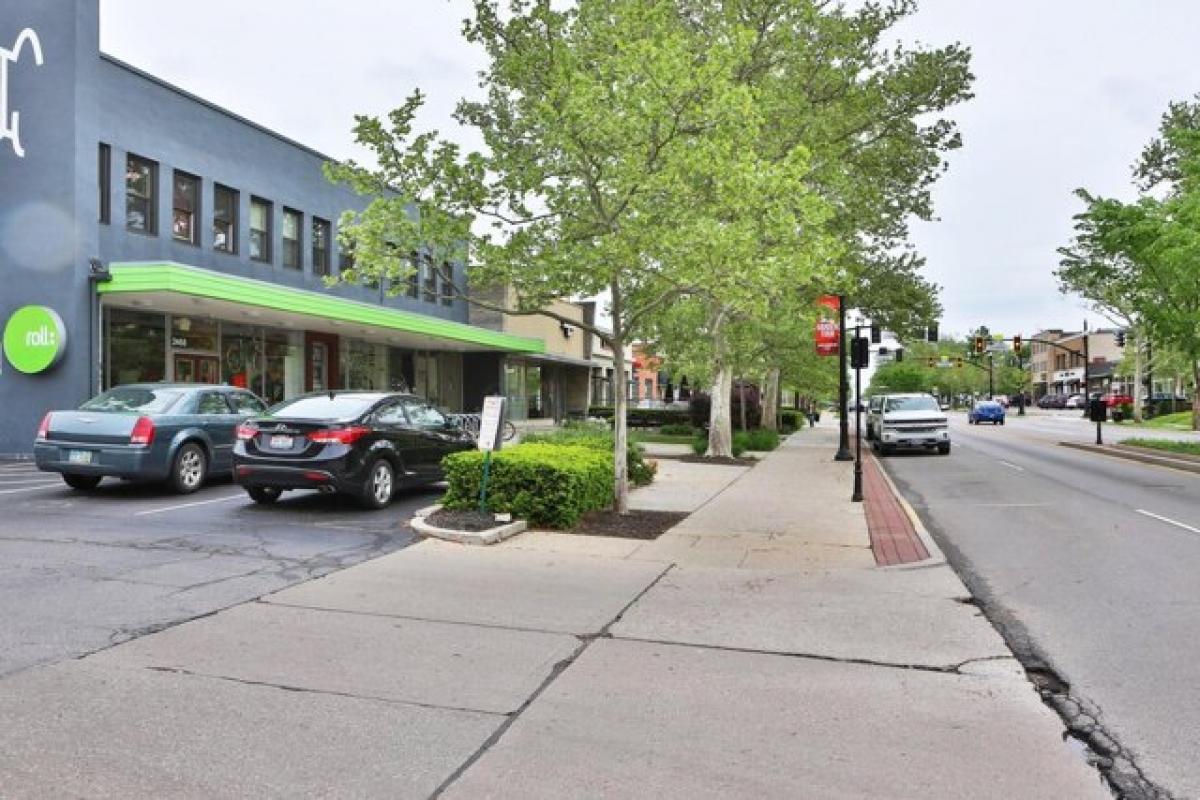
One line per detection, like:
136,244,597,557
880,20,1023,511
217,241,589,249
236,423,258,441
36,412,52,441
129,416,155,447
308,426,370,445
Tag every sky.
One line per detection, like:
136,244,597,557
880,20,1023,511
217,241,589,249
99,0,1200,341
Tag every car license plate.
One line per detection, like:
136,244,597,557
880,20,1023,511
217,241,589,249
269,435,294,449
67,449,93,465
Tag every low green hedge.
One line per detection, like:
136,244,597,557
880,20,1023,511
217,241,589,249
780,410,804,433
441,443,613,528
689,427,779,457
521,423,656,486
588,407,692,427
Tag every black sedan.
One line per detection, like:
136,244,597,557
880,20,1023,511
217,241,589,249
233,392,476,509
34,384,269,493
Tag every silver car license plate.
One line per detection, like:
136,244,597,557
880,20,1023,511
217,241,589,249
67,449,93,464
269,435,294,449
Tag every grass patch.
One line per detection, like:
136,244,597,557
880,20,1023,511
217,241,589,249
1121,438,1200,457
1143,411,1194,430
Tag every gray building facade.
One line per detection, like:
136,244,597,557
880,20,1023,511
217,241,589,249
0,0,541,455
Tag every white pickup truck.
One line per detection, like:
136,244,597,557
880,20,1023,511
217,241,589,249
871,393,950,456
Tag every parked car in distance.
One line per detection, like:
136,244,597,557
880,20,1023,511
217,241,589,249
992,394,1010,408
865,395,885,440
1064,394,1086,409
232,391,476,509
1037,394,1061,409
1102,393,1134,407
34,384,268,493
968,400,1006,425
873,393,951,456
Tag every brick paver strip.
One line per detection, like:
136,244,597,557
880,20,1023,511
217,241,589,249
860,450,930,567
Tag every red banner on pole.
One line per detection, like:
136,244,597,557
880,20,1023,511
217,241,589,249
816,295,840,356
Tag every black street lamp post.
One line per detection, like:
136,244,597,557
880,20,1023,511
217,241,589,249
835,294,853,461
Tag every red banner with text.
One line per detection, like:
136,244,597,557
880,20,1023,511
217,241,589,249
815,295,840,356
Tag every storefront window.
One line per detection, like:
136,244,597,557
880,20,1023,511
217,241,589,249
414,351,440,405
170,316,218,353
105,308,166,387
264,330,304,404
504,360,527,421
343,339,388,390
222,324,263,395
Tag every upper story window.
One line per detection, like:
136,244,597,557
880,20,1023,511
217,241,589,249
282,208,302,269
249,197,272,263
441,262,455,306
213,184,238,254
422,255,437,302
98,144,111,224
312,218,331,276
126,154,158,234
172,171,200,245
406,252,419,298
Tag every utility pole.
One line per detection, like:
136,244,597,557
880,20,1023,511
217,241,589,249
835,294,853,461
988,354,995,399
1082,319,1091,414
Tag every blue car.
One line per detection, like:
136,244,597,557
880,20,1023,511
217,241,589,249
968,400,1006,425
34,384,268,493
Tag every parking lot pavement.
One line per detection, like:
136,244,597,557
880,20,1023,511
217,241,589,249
0,461,437,677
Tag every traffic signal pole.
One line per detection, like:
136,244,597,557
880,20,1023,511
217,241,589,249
835,295,853,462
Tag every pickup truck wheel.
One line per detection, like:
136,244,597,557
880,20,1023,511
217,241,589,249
62,474,102,491
169,443,207,495
937,443,951,455
879,444,894,456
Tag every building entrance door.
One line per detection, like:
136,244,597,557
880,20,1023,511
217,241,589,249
305,332,340,392
174,354,220,384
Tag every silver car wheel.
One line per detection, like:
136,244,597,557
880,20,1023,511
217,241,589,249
372,462,394,505
179,448,204,488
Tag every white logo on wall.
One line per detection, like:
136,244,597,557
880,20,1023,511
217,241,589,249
1,28,45,158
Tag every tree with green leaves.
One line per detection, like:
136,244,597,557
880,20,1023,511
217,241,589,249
1060,96,1200,429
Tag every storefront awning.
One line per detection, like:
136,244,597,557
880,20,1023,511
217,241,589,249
98,262,545,354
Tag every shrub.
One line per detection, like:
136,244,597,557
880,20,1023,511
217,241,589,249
779,410,804,433
522,423,655,487
586,407,691,428
441,443,613,528
659,423,696,436
736,428,780,452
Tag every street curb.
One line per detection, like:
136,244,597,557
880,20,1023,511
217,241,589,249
867,452,947,569
1059,441,1200,476
410,504,529,546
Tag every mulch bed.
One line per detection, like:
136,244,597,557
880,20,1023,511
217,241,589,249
675,455,758,467
426,508,509,532
566,510,689,540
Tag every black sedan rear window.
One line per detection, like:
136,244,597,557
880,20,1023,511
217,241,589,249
268,395,378,421
80,387,184,413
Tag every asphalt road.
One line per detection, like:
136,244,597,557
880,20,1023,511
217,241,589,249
0,461,437,678
880,411,1200,799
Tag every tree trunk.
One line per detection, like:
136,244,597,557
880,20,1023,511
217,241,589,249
1193,360,1200,432
1132,330,1144,424
610,283,630,514
706,307,734,458
738,382,747,431
761,368,781,431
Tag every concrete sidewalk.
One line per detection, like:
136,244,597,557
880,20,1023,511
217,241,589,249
0,422,1107,798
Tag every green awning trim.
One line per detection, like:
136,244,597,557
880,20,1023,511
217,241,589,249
98,262,544,354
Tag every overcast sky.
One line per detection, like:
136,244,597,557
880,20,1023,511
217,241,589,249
100,0,1200,340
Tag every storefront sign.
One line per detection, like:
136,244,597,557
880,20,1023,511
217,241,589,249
815,294,840,356
3,305,66,374
1,28,45,158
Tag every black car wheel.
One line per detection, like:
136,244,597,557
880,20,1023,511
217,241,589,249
359,458,395,510
169,443,207,495
938,443,951,455
62,474,102,491
246,486,282,504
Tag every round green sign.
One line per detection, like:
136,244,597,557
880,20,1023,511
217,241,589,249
3,305,68,374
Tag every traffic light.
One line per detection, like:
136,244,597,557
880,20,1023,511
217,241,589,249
973,336,985,355
927,357,937,368
894,349,903,362
870,325,881,344
955,357,964,368
926,323,939,343
1012,334,1022,352
850,336,870,369
1116,330,1126,348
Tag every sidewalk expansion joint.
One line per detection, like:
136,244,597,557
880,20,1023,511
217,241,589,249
427,563,676,800
604,633,991,677
140,666,510,718
256,599,577,638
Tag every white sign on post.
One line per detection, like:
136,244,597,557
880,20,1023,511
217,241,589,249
478,395,507,452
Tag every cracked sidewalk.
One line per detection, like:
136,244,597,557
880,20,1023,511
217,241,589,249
0,425,1110,798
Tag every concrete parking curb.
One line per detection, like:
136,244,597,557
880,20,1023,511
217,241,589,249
410,505,529,546
868,454,947,569
1059,441,1200,476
